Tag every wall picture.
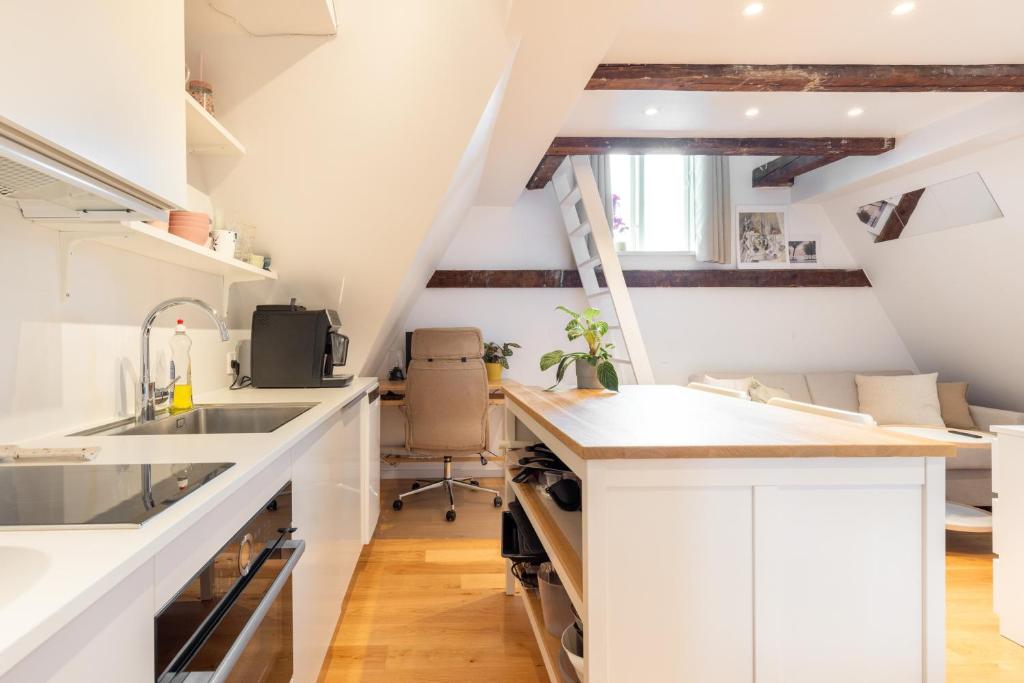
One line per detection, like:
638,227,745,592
735,207,788,268
787,235,819,265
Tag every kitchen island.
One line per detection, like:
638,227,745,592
503,384,955,683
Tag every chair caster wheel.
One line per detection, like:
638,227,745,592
493,496,502,507
445,510,456,522
393,499,403,511
411,482,421,490
469,480,480,486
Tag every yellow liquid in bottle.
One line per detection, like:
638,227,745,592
171,384,193,413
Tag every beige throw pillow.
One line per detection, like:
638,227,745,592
855,373,944,427
937,382,978,430
702,375,755,397
749,379,791,404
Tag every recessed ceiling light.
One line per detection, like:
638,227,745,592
745,107,760,118
743,3,765,16
644,107,659,116
891,2,915,15
847,107,865,118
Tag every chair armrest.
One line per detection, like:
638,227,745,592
969,404,1024,432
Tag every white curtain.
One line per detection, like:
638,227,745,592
692,156,732,263
589,155,614,227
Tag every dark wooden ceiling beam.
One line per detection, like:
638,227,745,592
588,64,1024,92
752,154,849,188
549,136,894,156
875,188,927,243
427,269,872,288
526,154,565,190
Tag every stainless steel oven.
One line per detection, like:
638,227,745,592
155,482,302,683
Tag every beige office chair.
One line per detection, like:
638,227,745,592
391,327,502,522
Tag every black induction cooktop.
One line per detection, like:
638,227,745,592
0,462,234,529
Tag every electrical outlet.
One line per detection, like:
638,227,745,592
226,350,238,375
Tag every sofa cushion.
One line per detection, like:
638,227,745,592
805,370,912,412
938,382,978,430
692,373,811,403
749,379,791,404
855,372,945,427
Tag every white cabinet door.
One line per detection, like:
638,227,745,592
291,399,363,682
0,1,187,206
362,389,381,543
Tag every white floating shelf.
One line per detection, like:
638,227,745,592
50,220,275,311
185,94,246,157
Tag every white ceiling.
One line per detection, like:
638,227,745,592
606,0,1024,63
560,91,1007,137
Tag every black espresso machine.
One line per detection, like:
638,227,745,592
251,302,353,388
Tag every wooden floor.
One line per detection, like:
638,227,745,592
319,479,545,682
321,480,1024,682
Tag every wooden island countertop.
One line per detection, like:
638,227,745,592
503,384,957,460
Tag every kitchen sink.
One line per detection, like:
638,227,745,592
71,403,317,436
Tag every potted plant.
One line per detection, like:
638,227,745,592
483,341,520,382
540,306,618,391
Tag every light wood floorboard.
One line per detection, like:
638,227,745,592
319,479,545,682
322,480,1024,681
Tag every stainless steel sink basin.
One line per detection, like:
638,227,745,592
71,403,317,436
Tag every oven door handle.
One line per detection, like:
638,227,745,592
207,539,305,683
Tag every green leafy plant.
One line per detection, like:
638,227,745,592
539,306,619,391
483,341,520,369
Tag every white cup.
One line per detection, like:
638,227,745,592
211,229,238,258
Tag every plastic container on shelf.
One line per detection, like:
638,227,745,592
538,562,573,638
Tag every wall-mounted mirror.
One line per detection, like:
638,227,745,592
856,172,1003,243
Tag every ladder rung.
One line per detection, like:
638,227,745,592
569,221,591,237
560,186,581,208
612,357,632,364
589,288,611,298
578,256,600,270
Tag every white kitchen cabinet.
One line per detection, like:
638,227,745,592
362,386,381,543
0,1,187,207
993,426,1024,644
291,396,364,682
0,561,154,682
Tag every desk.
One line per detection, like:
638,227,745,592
378,378,513,406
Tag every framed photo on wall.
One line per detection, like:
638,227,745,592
735,206,788,268
787,233,820,267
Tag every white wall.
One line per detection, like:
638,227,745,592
0,207,243,442
397,157,911,384
185,0,515,374
821,135,1024,410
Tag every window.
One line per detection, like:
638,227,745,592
609,154,695,253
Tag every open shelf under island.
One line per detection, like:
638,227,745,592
502,383,954,683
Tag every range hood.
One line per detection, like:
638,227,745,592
0,123,171,223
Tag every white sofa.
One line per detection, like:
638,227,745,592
691,371,1024,506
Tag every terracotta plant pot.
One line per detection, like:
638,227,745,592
485,362,503,383
575,361,602,390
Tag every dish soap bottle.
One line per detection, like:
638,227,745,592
170,319,193,413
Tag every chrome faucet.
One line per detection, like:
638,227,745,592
139,297,230,423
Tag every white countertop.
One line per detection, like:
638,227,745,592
0,379,377,677
992,425,1024,437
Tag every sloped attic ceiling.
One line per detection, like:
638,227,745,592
184,0,516,374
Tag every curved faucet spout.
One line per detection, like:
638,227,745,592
139,298,231,422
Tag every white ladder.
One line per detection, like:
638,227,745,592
550,156,655,385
